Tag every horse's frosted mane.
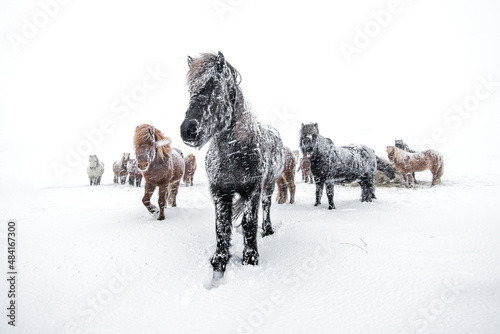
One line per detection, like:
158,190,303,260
387,146,408,164
134,124,172,161
187,52,257,143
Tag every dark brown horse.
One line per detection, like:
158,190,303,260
297,156,313,183
127,159,143,187
134,124,185,220
277,147,296,204
113,153,131,184
183,153,197,187
386,146,444,187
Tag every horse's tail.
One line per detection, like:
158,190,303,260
376,155,396,180
232,195,245,225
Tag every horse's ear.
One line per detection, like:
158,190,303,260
314,123,318,130
187,56,193,67
216,51,225,73
301,123,304,127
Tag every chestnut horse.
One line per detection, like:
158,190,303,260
113,153,131,184
276,147,296,204
386,146,444,187
183,153,197,187
134,124,185,220
297,156,313,183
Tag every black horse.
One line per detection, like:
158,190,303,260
395,139,417,183
300,123,390,210
180,52,285,280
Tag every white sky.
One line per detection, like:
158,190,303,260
1,0,499,187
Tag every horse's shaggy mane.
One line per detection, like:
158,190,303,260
387,146,408,164
134,124,172,161
187,52,258,144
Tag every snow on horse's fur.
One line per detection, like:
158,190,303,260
87,155,104,186
183,153,197,187
300,122,391,210
181,52,285,278
134,124,184,221
386,146,444,187
276,146,296,204
113,153,130,185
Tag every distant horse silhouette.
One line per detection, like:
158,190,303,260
87,155,104,186
113,153,131,184
395,139,418,183
300,123,391,209
298,156,313,183
134,124,184,220
127,159,143,187
180,52,285,279
276,147,296,204
183,153,197,187
386,146,444,187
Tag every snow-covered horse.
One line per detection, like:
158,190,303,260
113,153,131,184
276,146,296,204
395,139,418,183
87,155,104,186
134,124,185,220
386,146,444,187
183,153,197,187
298,156,313,183
300,123,386,209
180,52,285,278
127,159,143,187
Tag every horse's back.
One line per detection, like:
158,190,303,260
169,150,185,182
259,124,285,186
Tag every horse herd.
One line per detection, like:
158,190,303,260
87,52,445,282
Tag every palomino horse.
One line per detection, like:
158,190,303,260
180,52,285,280
386,146,444,187
87,155,104,186
134,124,184,220
276,147,296,204
183,153,197,187
113,153,131,184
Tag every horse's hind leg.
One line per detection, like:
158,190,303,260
97,176,101,185
261,186,275,236
285,168,296,204
167,181,180,207
359,177,375,202
242,195,260,265
276,175,287,204
210,191,233,274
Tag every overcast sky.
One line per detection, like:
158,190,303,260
1,0,499,187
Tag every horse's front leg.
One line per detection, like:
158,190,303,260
261,186,274,236
325,179,335,209
158,183,167,220
142,182,159,216
314,177,324,206
242,193,261,265
210,191,233,274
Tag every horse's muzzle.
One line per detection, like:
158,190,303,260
138,162,149,171
180,119,200,146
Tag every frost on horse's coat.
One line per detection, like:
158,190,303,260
180,52,285,278
87,155,104,186
300,123,381,210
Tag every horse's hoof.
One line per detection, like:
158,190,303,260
157,216,165,221
262,228,274,237
242,250,259,266
328,205,335,210
314,202,320,206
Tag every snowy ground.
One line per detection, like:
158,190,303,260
1,156,500,334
